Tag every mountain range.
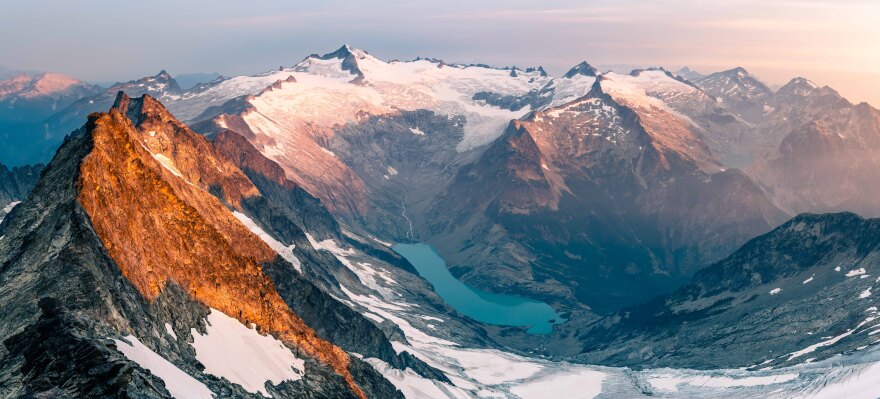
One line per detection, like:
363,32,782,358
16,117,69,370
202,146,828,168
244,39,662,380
3,45,880,398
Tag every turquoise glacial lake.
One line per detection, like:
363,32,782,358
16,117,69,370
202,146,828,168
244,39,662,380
393,243,565,334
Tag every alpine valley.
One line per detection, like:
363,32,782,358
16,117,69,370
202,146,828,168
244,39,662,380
2,45,880,398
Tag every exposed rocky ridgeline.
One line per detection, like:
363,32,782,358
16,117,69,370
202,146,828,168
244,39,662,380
693,67,774,124
574,212,880,370
0,92,474,398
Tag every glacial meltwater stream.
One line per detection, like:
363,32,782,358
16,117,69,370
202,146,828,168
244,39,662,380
393,243,565,334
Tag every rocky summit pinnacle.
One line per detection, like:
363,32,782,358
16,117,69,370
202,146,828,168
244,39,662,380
563,61,599,78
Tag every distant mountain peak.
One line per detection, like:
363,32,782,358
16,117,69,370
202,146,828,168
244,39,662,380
730,66,749,76
676,66,704,80
296,44,372,83
319,44,369,60
563,61,599,78
777,77,823,97
0,71,97,100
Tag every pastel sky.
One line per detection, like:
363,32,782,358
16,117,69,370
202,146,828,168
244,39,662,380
2,0,878,105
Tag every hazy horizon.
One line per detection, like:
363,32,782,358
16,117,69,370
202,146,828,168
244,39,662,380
2,0,878,106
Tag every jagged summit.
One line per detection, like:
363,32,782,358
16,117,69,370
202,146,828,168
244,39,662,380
774,76,850,104
777,76,820,94
319,44,369,60
0,92,434,398
675,66,704,80
563,61,599,78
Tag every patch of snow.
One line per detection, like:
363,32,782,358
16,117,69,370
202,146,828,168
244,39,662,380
803,275,815,284
861,288,873,299
306,233,397,293
789,317,877,360
0,201,21,223
835,266,842,272
365,357,473,399
114,335,214,399
847,268,867,277
510,369,604,399
190,309,305,397
232,211,301,272
409,127,425,136
152,153,185,178
165,323,177,340
804,360,880,398
648,373,797,392
770,288,782,295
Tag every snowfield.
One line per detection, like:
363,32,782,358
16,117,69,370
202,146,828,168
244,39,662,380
190,309,306,397
114,335,214,399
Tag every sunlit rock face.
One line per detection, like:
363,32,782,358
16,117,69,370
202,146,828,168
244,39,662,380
0,92,426,399
76,94,366,398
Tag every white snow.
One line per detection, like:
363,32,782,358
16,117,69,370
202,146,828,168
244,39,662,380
165,323,177,340
232,211,301,272
861,288,873,299
306,233,398,293
114,335,214,399
152,153,185,178
599,70,700,121
803,360,880,398
364,357,473,399
544,74,597,108
509,369,605,399
233,50,550,161
803,275,815,284
789,317,877,359
847,268,867,277
770,288,782,295
190,309,305,397
408,127,426,136
648,373,797,392
0,201,21,223
835,266,842,272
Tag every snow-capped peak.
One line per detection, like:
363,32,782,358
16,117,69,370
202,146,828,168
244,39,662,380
778,77,819,97
294,45,376,82
155,69,172,79
319,44,370,61
0,72,95,100
563,61,599,78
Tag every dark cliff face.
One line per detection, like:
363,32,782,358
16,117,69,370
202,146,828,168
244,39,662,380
0,162,42,206
574,212,880,369
0,94,417,399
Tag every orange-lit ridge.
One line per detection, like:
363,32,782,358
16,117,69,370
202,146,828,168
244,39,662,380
76,107,366,399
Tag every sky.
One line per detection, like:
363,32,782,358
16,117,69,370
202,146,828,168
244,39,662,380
1,0,878,105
